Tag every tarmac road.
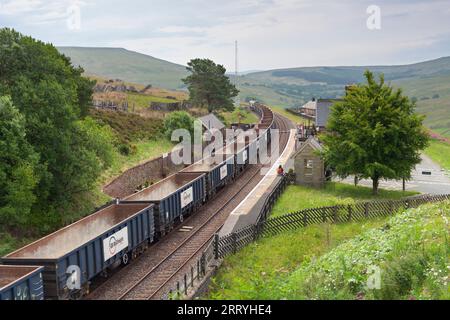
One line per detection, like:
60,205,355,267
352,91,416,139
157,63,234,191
338,154,450,195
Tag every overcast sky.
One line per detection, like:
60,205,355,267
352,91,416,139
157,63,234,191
1,0,450,71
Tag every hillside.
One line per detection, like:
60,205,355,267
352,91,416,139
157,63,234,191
58,47,189,90
237,57,450,133
58,47,449,133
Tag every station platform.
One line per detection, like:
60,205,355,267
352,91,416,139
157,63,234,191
219,128,297,236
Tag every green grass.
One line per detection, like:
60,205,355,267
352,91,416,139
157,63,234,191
208,200,449,300
127,92,179,111
278,201,450,300
208,218,389,300
100,139,174,185
221,108,259,126
270,105,309,125
271,183,417,217
89,108,164,145
424,139,450,171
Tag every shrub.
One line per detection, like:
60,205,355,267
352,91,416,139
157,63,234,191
163,111,194,141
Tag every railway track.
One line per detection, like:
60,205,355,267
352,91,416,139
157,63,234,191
88,110,293,300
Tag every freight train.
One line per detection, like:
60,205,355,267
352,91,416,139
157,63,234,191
0,104,275,300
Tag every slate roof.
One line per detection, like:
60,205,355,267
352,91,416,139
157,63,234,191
198,114,225,131
292,137,323,158
317,99,343,127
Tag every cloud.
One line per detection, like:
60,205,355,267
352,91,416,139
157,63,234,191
1,0,449,70
0,0,91,25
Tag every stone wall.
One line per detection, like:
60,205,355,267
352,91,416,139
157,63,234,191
294,144,325,188
103,150,186,199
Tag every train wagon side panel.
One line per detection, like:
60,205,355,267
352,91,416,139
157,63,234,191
2,205,154,300
208,156,235,193
157,174,206,233
236,145,249,173
53,206,154,299
0,266,44,300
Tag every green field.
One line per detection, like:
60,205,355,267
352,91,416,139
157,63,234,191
127,92,180,111
208,200,449,300
270,105,310,125
424,139,450,171
270,183,417,217
221,108,259,126
208,218,389,300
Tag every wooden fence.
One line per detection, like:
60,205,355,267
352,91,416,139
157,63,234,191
214,191,450,259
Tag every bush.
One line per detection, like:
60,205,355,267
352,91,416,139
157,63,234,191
163,111,194,141
119,144,131,156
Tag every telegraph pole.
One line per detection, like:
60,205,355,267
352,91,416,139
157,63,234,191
235,40,240,107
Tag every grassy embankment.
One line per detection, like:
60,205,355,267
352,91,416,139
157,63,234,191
271,182,417,217
270,105,310,125
206,183,447,300
424,139,450,172
221,108,259,126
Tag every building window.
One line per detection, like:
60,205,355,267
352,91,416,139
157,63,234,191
304,159,313,176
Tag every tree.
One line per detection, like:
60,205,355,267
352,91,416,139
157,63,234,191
0,97,40,229
0,28,113,221
322,71,429,195
183,58,239,113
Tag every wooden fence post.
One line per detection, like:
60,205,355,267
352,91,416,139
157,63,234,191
364,202,369,218
201,253,206,275
347,205,353,222
253,224,259,241
333,206,338,224
191,267,194,287
232,232,238,254
214,234,220,260
303,211,308,226
322,209,327,223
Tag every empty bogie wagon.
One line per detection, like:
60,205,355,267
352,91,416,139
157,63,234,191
2,203,155,300
124,172,206,237
181,154,235,199
0,266,44,300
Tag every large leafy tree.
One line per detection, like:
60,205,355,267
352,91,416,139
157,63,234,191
0,28,113,227
322,71,429,194
183,58,239,113
0,97,40,229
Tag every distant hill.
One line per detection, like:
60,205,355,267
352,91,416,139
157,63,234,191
236,57,450,135
58,47,449,135
58,47,189,90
